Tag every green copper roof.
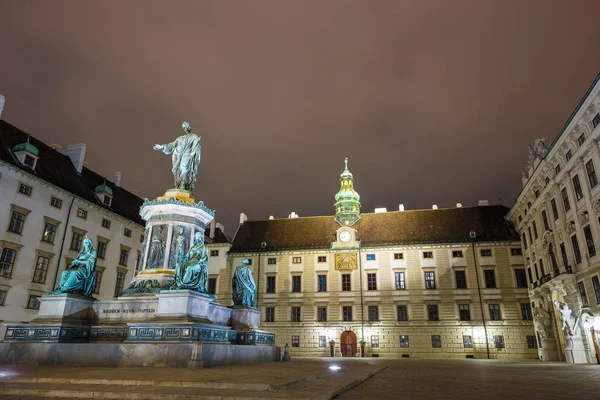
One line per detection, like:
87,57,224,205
95,182,113,196
12,133,39,157
335,157,361,226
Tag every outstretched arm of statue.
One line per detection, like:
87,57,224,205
153,140,176,154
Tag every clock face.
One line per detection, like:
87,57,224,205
339,230,352,242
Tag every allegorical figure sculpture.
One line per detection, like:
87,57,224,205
232,258,256,307
147,226,165,269
175,226,187,262
52,237,97,296
174,232,208,292
554,300,580,336
153,122,202,192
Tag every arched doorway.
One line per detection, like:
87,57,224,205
340,331,357,357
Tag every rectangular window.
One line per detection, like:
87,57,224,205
489,304,502,321
545,176,551,185
124,228,132,237
521,303,533,320
587,160,598,188
319,336,327,348
292,256,302,264
566,149,573,161
292,335,299,347
371,335,379,348
207,278,217,295
397,304,408,321
368,305,379,321
463,335,473,348
0,289,6,306
18,183,32,196
265,307,275,322
584,225,596,257
560,242,569,266
97,241,107,259
555,164,561,175
210,250,219,257
317,275,327,292
367,273,377,290
425,271,436,289
366,253,376,261
343,305,353,322
572,234,582,264
535,189,540,198
561,188,571,212
50,197,63,209
93,270,103,295
515,269,527,288
578,133,586,146
593,113,600,128
579,281,589,307
267,257,276,265
455,270,467,289
528,267,533,284
77,208,87,219
522,233,528,250
266,276,276,293
8,211,25,234
70,232,83,251
292,275,301,293
119,249,129,266
0,248,17,278
27,295,41,310
511,248,523,256
400,335,409,348
452,250,463,258
395,271,405,290
291,307,301,322
246,259,252,265
342,274,351,291
541,210,549,231
527,335,538,349
42,222,57,243
533,221,539,239
459,304,471,321
317,256,327,263
592,276,600,304
428,304,439,321
317,306,327,322
494,335,505,349
480,249,492,257
394,253,404,260
32,256,49,284
423,251,434,259
484,269,496,288
431,335,441,348
114,272,126,297
573,174,584,201
551,198,559,220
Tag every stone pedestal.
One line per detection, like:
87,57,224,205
231,307,261,330
565,336,588,364
540,338,560,361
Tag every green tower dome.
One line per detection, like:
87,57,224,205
334,158,361,226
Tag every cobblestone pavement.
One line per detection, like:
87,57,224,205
337,358,600,400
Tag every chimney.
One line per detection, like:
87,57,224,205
216,223,225,235
289,212,298,218
374,207,387,213
456,203,463,208
0,94,5,120
209,219,216,239
239,213,248,225
66,143,87,173
478,200,489,206
399,204,405,212
113,171,121,187
269,216,274,220
432,205,438,210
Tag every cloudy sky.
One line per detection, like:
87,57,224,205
1,1,599,233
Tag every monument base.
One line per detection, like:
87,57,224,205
539,338,560,361
565,336,588,364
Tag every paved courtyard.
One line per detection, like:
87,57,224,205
0,358,599,399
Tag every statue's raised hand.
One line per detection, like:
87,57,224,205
153,144,163,151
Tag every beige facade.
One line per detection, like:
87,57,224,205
507,73,600,363
216,225,536,359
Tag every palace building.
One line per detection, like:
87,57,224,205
507,73,600,363
216,159,536,359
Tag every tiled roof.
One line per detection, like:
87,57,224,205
0,120,145,225
230,205,518,252
205,226,231,244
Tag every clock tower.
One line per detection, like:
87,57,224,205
334,157,361,226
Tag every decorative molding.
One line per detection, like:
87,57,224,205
141,197,215,217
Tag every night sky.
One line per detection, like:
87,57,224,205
1,1,600,234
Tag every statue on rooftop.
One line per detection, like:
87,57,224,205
232,258,256,307
51,237,97,296
153,122,202,192
174,232,209,292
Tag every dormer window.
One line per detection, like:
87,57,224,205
95,181,113,207
102,194,112,206
12,133,39,170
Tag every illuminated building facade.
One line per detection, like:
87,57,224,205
217,160,536,359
